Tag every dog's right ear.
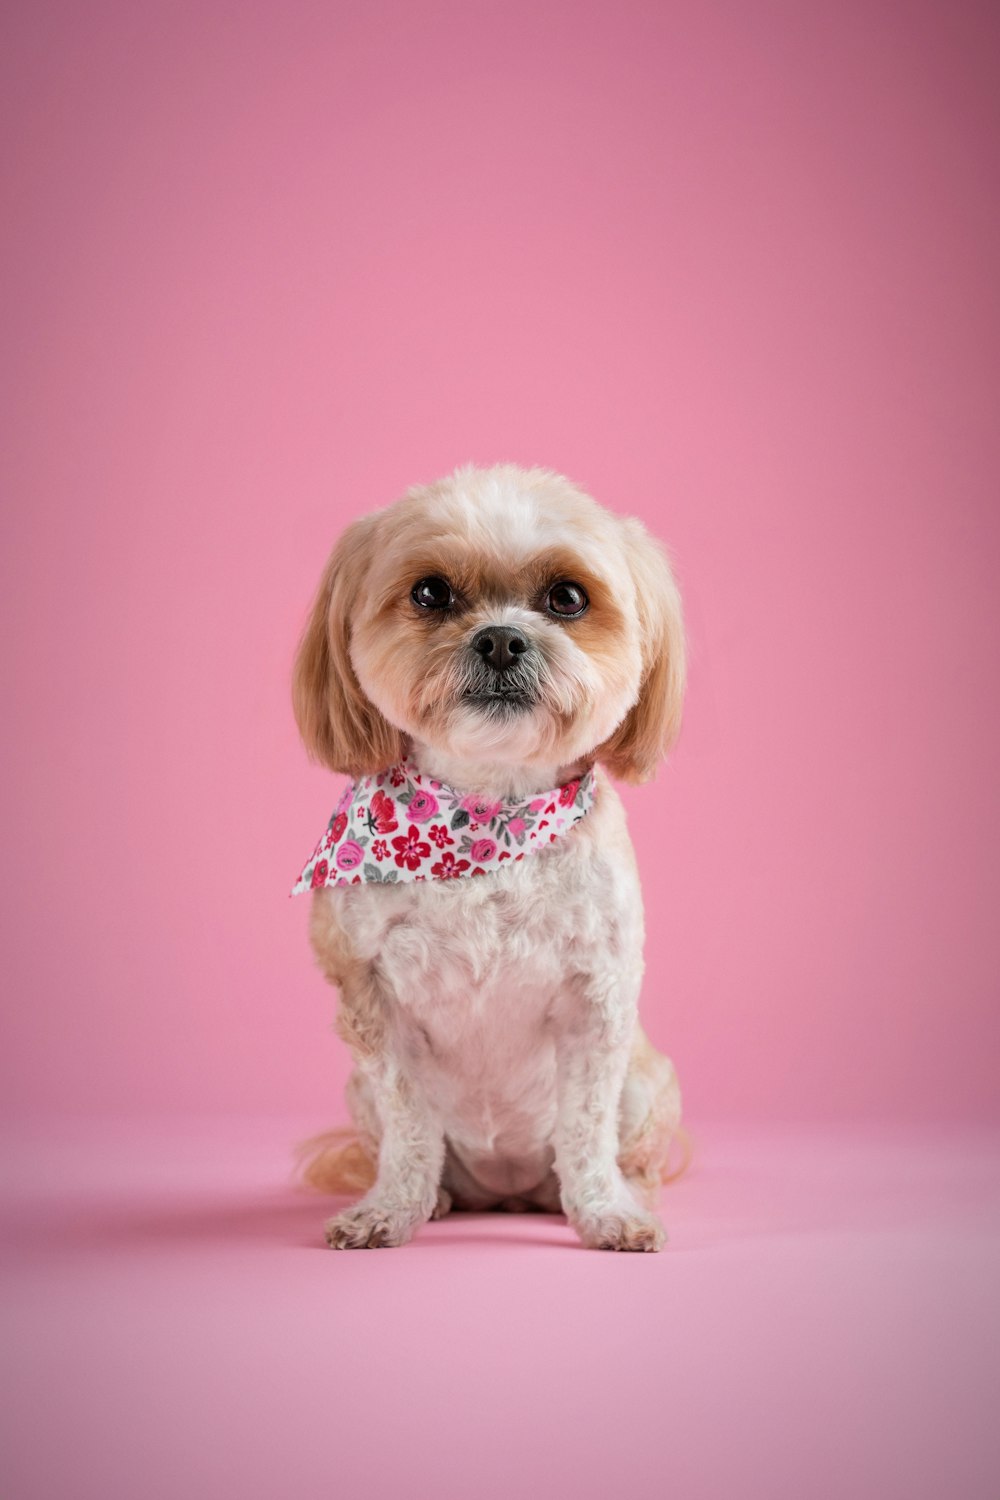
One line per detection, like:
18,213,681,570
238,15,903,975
292,514,404,776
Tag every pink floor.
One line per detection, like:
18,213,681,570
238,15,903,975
2,1121,998,1500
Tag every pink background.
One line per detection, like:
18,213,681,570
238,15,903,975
1,4,999,1498
3,0,998,1129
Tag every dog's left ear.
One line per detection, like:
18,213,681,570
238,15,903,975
597,517,686,784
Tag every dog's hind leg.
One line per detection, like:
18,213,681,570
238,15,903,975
617,1027,686,1208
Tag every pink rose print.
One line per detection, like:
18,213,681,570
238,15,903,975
369,789,398,834
428,824,453,849
507,817,526,838
406,789,440,821
310,859,329,889
431,852,471,879
335,840,364,871
329,811,348,843
469,838,497,862
392,825,431,871
371,839,389,862
460,794,503,822
558,779,580,807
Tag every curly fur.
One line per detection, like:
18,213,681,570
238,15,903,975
293,464,687,1251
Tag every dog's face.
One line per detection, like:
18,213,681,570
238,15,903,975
294,466,685,782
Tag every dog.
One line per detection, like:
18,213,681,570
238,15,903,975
292,464,686,1250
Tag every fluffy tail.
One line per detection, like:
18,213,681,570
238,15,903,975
294,1127,376,1196
660,1124,694,1183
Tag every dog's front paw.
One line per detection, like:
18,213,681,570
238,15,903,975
324,1201,422,1250
576,1209,667,1252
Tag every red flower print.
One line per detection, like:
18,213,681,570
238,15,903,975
369,789,398,834
389,767,405,787
428,823,453,849
371,839,389,862
310,859,329,889
392,825,431,871
329,811,348,843
558,779,580,807
431,852,471,880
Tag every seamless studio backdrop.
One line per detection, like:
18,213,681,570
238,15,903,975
1,4,999,1500
3,0,997,1130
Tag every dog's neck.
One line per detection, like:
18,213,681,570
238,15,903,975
407,740,591,802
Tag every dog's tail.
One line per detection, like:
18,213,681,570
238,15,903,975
294,1126,376,1196
660,1124,694,1183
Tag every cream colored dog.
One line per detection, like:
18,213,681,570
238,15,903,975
293,464,685,1250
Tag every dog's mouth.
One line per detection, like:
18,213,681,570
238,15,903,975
461,685,537,714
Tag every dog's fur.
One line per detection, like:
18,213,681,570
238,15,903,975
294,464,685,1250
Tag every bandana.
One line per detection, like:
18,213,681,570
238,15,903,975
292,759,596,892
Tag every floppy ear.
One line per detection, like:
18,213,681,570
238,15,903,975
597,517,686,784
292,514,405,776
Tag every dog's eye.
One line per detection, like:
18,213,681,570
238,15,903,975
411,576,454,610
546,582,589,618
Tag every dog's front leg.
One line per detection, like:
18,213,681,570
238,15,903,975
325,1052,444,1251
554,976,667,1252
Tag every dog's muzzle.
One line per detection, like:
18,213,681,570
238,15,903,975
463,625,540,710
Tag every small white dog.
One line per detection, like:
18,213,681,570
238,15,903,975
292,464,685,1250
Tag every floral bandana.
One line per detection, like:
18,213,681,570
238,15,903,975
292,760,596,892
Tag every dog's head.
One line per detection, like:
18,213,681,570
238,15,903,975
293,465,685,782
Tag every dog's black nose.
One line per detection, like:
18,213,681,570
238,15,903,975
471,625,529,674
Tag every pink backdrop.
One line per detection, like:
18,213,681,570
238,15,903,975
2,0,998,1128
3,9,1000,1500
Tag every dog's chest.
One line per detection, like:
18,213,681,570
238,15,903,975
334,797,640,1042
347,841,593,1015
